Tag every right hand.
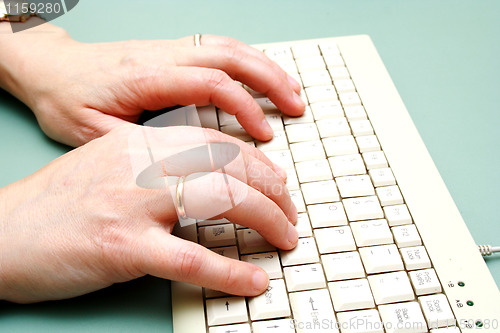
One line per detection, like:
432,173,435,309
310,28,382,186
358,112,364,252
0,124,298,303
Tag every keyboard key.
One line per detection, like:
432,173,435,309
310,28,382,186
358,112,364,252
409,268,442,295
199,224,236,248
283,105,315,124
383,204,413,226
430,328,461,333
329,154,366,177
265,113,284,131
295,56,326,72
307,202,348,228
336,309,384,333
339,92,361,106
419,294,456,329
209,323,251,333
368,271,415,304
333,78,356,93
197,105,219,130
328,279,375,311
284,263,326,291
252,319,295,333
296,159,333,183
350,219,393,247
285,168,300,191
290,190,306,213
255,97,280,113
264,46,294,61
392,224,422,247
241,252,282,279
376,185,404,206
206,296,248,326
400,246,431,270
280,237,319,266
309,100,344,120
289,289,339,333
295,212,313,237
378,302,427,333
323,135,359,156
256,130,289,152
315,226,356,254
319,42,340,55
301,70,332,87
218,109,239,126
350,119,374,136
359,244,404,274
305,85,337,103
237,229,276,254
329,66,350,80
285,123,320,143
362,151,388,169
264,150,294,169
248,279,290,320
368,167,396,187
301,180,340,205
317,117,351,138
323,54,345,68
344,105,367,121
290,140,325,162
322,251,365,281
355,135,380,153
292,44,321,58
221,124,253,141
343,196,384,221
336,175,375,198
197,218,231,227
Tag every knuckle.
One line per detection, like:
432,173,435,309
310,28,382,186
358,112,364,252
175,246,204,279
206,69,231,92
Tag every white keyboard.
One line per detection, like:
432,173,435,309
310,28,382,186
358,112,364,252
171,36,500,333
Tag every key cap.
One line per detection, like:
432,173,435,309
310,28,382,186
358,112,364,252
237,229,276,255
392,224,422,248
376,185,404,206
359,244,404,273
384,204,413,226
295,159,333,183
305,85,337,103
265,113,284,131
248,279,291,320
283,106,315,125
329,154,366,177
199,224,236,248
290,140,326,162
209,323,251,333
307,202,348,228
343,196,384,221
252,319,296,333
322,251,365,281
350,219,393,247
333,78,356,93
323,54,345,67
378,302,428,333
290,190,306,212
419,294,456,329
319,42,340,56
323,135,359,156
221,124,253,141
336,175,375,198
409,268,442,295
197,105,219,130
296,212,313,237
368,271,415,304
296,56,326,72
217,109,239,126
356,135,380,153
285,168,300,191
206,296,248,326
286,123,320,143
284,263,326,291
292,44,321,58
400,246,431,270
328,279,375,311
244,84,266,98
280,237,319,266
315,226,356,254
317,117,351,138
363,151,388,169
301,180,340,205
255,97,280,113
264,46,294,61
309,100,344,120
197,217,231,227
369,167,396,187
301,70,332,87
350,119,373,136
172,222,198,243
289,289,339,333
329,67,350,80
256,130,289,152
339,92,361,106
344,105,367,121
264,150,295,170
241,252,282,279
336,309,384,333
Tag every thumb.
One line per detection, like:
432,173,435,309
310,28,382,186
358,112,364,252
134,226,269,296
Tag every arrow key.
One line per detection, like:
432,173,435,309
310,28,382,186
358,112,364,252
252,318,295,333
206,296,248,326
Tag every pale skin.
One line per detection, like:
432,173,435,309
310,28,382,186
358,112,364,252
0,19,305,303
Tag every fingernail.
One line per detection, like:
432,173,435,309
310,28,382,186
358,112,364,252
252,269,269,291
261,119,274,139
273,162,287,182
287,222,298,246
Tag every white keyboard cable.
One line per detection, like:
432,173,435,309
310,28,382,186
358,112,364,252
478,245,500,256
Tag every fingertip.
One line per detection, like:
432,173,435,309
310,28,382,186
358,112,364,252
272,162,287,182
260,119,274,141
287,222,299,249
251,268,269,295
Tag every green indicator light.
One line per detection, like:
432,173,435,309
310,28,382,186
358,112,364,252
466,300,474,306
476,321,483,328
458,281,465,287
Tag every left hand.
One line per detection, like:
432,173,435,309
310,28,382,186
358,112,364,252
0,21,304,147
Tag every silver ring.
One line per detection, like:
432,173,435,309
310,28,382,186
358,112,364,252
175,176,188,219
194,33,202,47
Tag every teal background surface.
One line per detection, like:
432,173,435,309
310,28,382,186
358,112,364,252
1,0,499,331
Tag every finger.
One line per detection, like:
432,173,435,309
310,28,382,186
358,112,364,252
136,230,269,296
130,66,274,141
